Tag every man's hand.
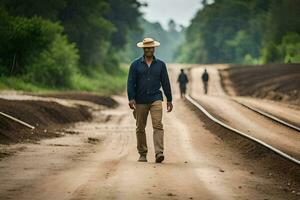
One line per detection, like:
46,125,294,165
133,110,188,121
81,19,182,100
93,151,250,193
167,102,173,112
128,100,136,110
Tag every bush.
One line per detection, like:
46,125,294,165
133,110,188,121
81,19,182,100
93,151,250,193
26,34,79,87
0,8,80,87
279,32,300,63
0,8,62,75
261,42,281,63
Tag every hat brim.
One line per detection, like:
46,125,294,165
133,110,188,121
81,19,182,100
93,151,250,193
137,41,160,48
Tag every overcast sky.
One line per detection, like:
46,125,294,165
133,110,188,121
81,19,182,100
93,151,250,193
139,0,204,30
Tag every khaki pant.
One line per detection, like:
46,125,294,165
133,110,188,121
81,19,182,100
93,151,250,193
133,100,164,156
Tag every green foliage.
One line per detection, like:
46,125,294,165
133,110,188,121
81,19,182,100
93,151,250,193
0,8,79,88
243,54,257,65
177,0,300,64
278,32,300,63
0,76,49,91
260,0,300,63
70,67,128,95
0,8,61,75
58,0,116,70
0,0,142,93
26,34,79,87
0,65,128,95
105,0,142,48
261,42,280,63
0,0,66,19
226,30,255,63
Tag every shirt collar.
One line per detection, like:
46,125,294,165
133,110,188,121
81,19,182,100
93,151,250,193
141,55,157,63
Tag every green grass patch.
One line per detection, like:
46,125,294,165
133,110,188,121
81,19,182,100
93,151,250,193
0,76,52,92
70,67,128,95
0,65,129,95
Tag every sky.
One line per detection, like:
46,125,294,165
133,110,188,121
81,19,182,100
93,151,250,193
139,0,204,30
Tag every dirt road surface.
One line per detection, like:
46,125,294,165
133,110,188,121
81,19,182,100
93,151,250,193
0,64,299,200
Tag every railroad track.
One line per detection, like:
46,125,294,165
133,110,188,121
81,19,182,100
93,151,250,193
185,94,300,166
232,99,300,132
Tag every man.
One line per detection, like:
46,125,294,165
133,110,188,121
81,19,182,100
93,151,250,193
202,68,209,94
127,37,173,163
177,69,189,98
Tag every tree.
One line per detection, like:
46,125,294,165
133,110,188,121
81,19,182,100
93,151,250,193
176,0,300,64
104,0,142,48
0,0,143,73
0,0,67,20
0,8,79,87
58,0,115,69
0,8,63,75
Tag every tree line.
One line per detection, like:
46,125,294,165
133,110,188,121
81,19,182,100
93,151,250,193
0,0,141,88
176,0,300,64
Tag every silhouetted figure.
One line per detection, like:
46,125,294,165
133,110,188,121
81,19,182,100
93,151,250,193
177,69,189,98
201,69,209,94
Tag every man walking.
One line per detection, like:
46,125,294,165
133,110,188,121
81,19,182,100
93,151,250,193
177,69,189,98
202,68,209,94
127,38,173,163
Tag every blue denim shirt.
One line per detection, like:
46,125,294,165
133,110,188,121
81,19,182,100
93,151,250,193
127,55,172,104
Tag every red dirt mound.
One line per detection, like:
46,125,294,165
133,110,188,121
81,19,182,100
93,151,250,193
219,64,300,105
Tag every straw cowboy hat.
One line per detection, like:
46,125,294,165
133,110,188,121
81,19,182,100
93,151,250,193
137,37,160,48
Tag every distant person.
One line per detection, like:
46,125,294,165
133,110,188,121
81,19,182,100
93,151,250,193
202,69,209,94
177,69,189,98
127,37,173,163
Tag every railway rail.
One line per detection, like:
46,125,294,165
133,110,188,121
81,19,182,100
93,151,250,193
233,99,300,132
185,94,300,166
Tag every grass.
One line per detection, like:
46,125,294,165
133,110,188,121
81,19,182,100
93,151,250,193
0,76,50,92
0,65,129,95
70,66,128,95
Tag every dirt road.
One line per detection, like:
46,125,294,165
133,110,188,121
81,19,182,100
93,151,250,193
0,64,299,200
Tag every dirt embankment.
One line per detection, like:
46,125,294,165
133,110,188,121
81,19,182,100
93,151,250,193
0,93,117,144
35,92,118,108
219,64,300,105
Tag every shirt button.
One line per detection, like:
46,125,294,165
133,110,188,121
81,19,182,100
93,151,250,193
147,78,150,80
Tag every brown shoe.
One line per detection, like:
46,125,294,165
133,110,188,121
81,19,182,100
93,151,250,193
155,153,164,163
138,155,147,162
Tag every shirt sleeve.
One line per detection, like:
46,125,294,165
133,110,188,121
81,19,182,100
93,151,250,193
127,63,136,101
160,62,172,102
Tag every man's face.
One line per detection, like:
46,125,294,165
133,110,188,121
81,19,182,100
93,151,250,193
143,47,155,57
